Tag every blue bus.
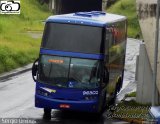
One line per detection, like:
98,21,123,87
32,11,127,119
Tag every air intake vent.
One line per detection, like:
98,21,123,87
75,11,106,17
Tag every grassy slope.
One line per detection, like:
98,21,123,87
107,0,142,38
0,0,51,73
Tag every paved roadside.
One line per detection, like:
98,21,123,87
0,64,32,82
117,38,141,102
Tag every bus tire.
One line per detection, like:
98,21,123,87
43,108,51,120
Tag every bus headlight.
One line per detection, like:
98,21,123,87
37,90,49,96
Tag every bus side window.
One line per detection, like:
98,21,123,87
103,29,111,88
105,30,113,55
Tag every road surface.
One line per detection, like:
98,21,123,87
0,38,141,124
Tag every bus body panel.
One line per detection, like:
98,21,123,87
35,82,99,112
35,95,98,112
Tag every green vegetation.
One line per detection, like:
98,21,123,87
107,0,142,38
0,0,51,73
125,92,136,97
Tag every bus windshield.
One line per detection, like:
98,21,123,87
41,23,103,54
38,55,101,89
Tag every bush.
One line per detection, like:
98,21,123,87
0,0,51,74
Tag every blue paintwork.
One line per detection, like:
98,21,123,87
35,95,98,112
46,11,126,27
47,17,106,27
40,49,105,60
35,82,99,112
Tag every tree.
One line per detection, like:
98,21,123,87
54,0,102,14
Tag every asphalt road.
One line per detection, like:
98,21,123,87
0,38,141,124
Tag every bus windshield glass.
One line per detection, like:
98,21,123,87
38,55,101,89
41,23,103,54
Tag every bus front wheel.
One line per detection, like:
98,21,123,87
43,108,51,120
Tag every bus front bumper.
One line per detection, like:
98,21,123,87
35,94,99,112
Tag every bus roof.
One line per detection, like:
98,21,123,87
46,11,127,27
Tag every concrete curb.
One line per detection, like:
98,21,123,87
0,64,32,81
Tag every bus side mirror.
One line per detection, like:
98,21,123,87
32,58,39,82
32,65,38,76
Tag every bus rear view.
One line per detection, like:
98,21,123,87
32,11,127,119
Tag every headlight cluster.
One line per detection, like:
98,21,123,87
37,90,49,96
84,96,97,100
